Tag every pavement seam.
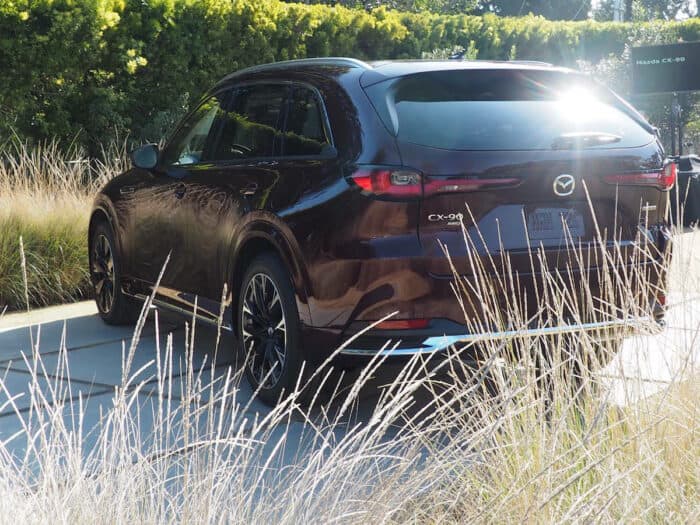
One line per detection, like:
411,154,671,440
0,386,115,419
0,324,182,367
2,367,123,392
137,363,238,402
1,362,241,420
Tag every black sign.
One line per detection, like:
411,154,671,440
631,41,700,94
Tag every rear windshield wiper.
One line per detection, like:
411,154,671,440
551,132,622,150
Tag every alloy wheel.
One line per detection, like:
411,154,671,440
91,234,115,314
241,273,287,389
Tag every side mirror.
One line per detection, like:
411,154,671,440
130,143,159,170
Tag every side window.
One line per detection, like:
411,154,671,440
162,95,223,166
283,86,329,156
211,84,287,161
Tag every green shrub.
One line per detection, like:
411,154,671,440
0,140,124,311
1,1,699,153
0,211,90,311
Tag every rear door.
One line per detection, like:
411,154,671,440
364,69,667,279
270,82,341,217
175,83,290,310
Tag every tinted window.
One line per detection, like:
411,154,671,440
283,87,329,156
365,70,654,151
211,84,286,161
162,95,223,166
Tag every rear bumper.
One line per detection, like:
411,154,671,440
339,316,657,357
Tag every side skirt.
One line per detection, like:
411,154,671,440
128,292,234,332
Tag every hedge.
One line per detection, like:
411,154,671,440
1,0,699,153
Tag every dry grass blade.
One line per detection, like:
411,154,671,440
0,142,698,523
0,140,126,311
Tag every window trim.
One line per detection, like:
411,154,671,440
280,83,334,158
226,82,290,159
161,80,337,171
159,88,232,170
212,80,335,163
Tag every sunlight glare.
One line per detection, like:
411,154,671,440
556,87,608,123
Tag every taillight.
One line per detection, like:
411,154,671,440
348,166,520,199
603,163,676,191
349,168,422,199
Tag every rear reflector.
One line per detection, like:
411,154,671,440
423,176,521,197
349,167,520,199
603,163,676,191
376,319,430,330
656,291,666,307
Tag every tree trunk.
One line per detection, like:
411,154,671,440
625,0,633,20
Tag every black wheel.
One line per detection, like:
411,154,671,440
90,221,140,325
237,253,307,406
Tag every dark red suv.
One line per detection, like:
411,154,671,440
89,58,673,403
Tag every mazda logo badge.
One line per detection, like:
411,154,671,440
553,174,576,197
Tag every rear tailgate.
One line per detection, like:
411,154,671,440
401,145,666,278
363,68,668,279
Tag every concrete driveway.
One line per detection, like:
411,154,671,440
0,231,698,462
0,305,245,458
0,303,398,466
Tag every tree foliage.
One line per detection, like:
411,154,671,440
478,0,592,20
597,0,696,20
636,0,694,19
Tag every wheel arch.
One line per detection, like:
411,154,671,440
88,204,115,253
88,199,129,272
89,207,110,238
229,225,313,327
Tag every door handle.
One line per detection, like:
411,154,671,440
240,183,258,196
174,183,186,199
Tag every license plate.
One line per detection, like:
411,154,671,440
527,207,585,240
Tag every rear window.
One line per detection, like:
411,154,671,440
364,70,654,151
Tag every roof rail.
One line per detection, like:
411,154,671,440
508,60,553,67
222,57,372,82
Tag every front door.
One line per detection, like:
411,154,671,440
126,91,227,312
166,83,290,317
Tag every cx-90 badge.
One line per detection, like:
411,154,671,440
553,174,576,197
428,213,464,226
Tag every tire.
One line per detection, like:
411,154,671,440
237,253,308,406
89,221,140,325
